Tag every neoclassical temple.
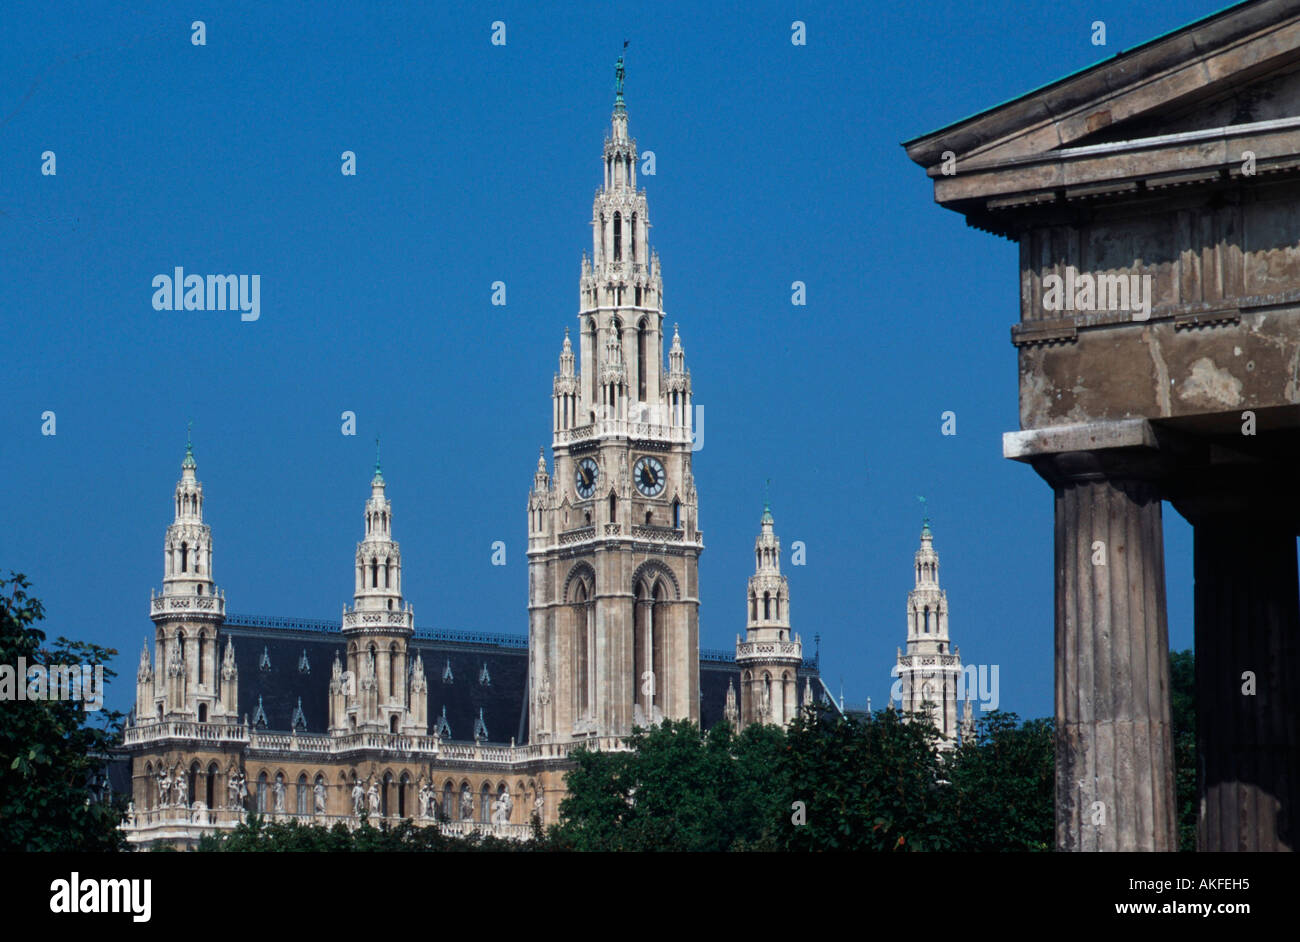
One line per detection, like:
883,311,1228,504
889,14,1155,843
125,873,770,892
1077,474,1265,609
907,0,1300,850
119,62,824,848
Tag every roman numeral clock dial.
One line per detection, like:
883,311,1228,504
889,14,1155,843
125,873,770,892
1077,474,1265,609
574,458,599,499
633,455,666,497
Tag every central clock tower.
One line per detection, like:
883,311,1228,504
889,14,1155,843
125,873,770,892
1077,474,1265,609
527,58,702,745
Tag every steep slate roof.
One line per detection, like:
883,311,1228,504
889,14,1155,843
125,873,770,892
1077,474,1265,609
221,615,820,743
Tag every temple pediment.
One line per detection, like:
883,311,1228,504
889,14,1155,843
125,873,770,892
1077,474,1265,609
905,1,1300,222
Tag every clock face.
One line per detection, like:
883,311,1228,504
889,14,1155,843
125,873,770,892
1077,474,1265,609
574,458,599,499
633,456,667,497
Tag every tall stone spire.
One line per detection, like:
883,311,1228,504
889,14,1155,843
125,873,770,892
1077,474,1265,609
736,499,802,727
338,460,418,734
896,517,964,748
147,427,228,724
529,65,703,746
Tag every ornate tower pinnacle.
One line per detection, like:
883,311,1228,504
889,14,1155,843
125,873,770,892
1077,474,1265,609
337,462,419,734
736,499,802,727
147,429,228,724
897,518,963,748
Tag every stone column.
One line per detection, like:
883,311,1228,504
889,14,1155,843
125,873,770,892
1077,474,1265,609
1049,456,1177,851
1194,519,1300,852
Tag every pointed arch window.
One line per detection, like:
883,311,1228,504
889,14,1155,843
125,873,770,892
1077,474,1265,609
296,773,309,815
180,542,189,573
763,592,771,620
613,212,622,261
371,558,379,588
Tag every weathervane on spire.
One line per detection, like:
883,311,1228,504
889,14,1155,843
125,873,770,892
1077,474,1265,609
917,495,931,531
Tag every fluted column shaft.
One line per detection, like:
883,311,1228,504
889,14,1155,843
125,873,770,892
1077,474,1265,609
1194,520,1300,852
1054,472,1177,851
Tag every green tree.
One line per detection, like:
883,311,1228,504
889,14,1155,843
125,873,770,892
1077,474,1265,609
773,705,955,851
946,711,1053,851
0,572,127,851
1168,648,1196,852
551,718,786,851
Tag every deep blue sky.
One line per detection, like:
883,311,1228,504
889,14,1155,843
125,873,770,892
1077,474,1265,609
1,0,1228,718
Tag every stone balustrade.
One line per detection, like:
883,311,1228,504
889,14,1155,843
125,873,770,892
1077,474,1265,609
736,641,803,659
554,417,691,445
121,806,533,842
150,594,226,617
559,526,596,545
123,720,249,746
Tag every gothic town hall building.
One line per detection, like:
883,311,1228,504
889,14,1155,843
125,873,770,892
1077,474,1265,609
119,65,836,847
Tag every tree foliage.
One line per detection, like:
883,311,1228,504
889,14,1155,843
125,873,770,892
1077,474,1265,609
945,711,1054,851
1169,648,1196,852
773,705,954,851
550,718,785,851
0,572,127,851
551,706,1055,852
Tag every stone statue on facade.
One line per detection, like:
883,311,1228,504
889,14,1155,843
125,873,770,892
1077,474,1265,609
157,767,171,808
173,768,188,808
314,780,327,815
533,787,545,819
273,777,286,814
367,780,380,816
460,787,474,821
351,779,365,816
491,788,512,826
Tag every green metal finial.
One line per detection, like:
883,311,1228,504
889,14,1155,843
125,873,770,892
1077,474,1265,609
917,495,931,534
373,436,383,481
614,54,626,110
761,479,773,524
182,420,196,469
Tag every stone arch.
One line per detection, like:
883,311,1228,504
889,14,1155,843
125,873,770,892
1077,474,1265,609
442,779,456,820
563,561,597,603
632,560,680,600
